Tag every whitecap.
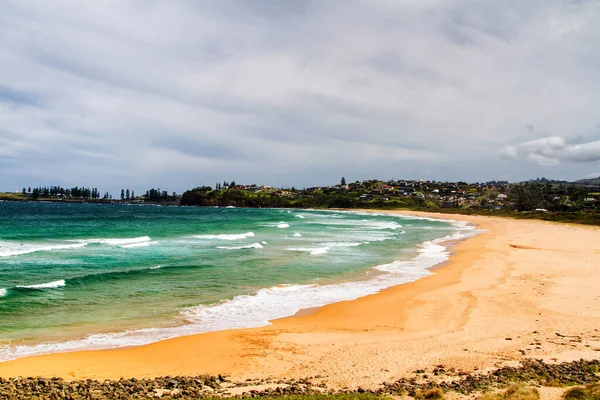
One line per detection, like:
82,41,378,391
287,247,329,255
276,223,290,229
369,221,402,230
79,236,152,246
0,288,6,297
0,241,88,257
293,233,302,237
17,279,66,289
120,241,158,249
194,232,255,240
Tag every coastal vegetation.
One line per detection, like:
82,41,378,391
563,383,600,400
476,385,539,400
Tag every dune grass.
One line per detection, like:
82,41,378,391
476,384,540,400
563,383,600,400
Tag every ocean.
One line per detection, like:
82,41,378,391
0,202,474,362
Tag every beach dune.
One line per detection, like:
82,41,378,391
1,212,599,390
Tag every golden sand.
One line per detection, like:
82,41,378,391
1,212,599,390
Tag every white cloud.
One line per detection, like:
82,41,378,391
502,136,600,166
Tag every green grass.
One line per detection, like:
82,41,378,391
0,192,28,201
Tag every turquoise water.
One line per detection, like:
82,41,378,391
0,202,470,361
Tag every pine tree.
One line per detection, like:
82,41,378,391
341,177,346,185
126,189,130,200
121,189,125,200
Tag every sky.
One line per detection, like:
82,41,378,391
1,0,600,195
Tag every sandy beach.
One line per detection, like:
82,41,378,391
1,211,599,392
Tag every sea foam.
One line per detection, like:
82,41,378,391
0,288,6,297
216,243,263,250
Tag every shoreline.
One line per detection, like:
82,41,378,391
0,209,470,364
1,211,600,392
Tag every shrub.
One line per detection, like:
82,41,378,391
415,388,444,400
476,384,540,400
563,383,600,400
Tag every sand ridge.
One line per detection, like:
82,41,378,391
1,212,599,392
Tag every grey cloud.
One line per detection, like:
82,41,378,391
0,85,41,107
1,0,600,193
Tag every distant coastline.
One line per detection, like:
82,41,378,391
3,176,599,225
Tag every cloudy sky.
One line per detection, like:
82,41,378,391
1,0,600,194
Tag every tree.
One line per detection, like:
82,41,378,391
121,189,125,200
22,188,26,196
341,177,346,185
510,183,544,211
131,190,135,199
126,189,130,200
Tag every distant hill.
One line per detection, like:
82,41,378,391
521,176,600,186
574,176,600,186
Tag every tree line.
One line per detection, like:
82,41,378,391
18,186,179,202
22,186,105,200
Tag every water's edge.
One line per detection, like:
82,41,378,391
0,211,480,363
